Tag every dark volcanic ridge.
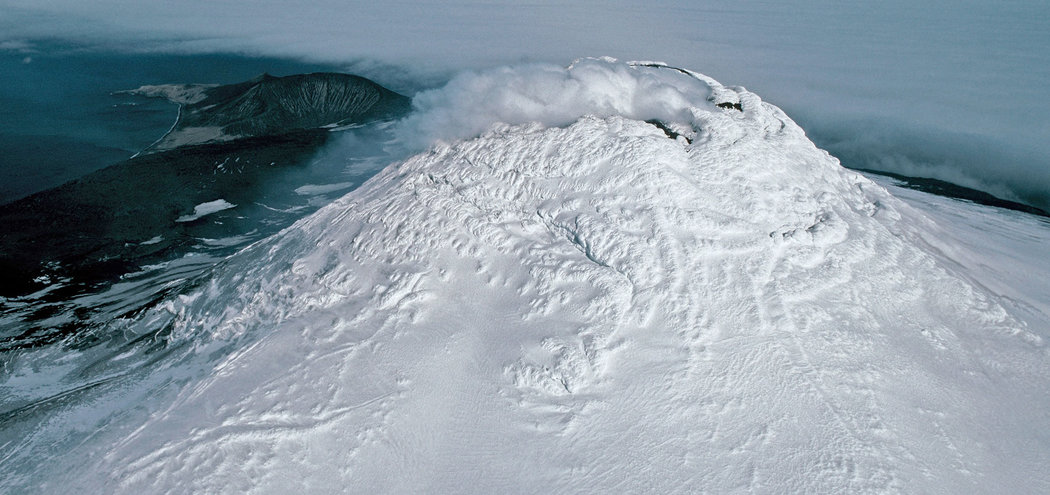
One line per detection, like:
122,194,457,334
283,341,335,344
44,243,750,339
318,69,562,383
129,72,411,152
859,168,1050,218
0,131,328,303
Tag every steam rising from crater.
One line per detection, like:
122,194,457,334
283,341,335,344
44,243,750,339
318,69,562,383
393,60,711,151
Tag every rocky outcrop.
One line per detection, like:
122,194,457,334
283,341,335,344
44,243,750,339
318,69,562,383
137,72,411,152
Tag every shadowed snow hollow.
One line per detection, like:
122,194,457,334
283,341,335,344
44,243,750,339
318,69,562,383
2,60,1048,493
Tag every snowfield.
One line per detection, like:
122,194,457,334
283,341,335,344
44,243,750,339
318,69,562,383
2,60,1049,493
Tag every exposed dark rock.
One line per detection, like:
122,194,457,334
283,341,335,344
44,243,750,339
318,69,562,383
138,72,411,152
859,168,1050,218
645,119,693,144
0,131,330,299
716,101,743,111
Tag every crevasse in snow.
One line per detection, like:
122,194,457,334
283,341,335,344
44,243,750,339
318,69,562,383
2,59,1048,493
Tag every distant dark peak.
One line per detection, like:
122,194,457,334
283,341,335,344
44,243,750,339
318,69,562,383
253,72,276,81
141,71,411,153
716,101,743,112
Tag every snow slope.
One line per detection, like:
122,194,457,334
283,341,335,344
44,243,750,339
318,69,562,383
2,60,1049,493
868,175,1050,345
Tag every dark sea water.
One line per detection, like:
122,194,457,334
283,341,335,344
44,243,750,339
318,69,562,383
0,42,340,203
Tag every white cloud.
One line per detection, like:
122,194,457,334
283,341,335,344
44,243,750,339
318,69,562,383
393,59,709,151
0,39,34,53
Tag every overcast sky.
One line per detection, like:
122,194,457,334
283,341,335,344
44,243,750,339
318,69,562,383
2,0,1048,207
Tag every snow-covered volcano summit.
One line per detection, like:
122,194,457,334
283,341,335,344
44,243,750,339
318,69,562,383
2,59,1048,493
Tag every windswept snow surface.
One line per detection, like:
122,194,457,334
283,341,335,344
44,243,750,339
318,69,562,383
2,60,1049,493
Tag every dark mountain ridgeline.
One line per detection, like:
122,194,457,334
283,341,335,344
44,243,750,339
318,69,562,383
144,72,411,152
859,169,1050,218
